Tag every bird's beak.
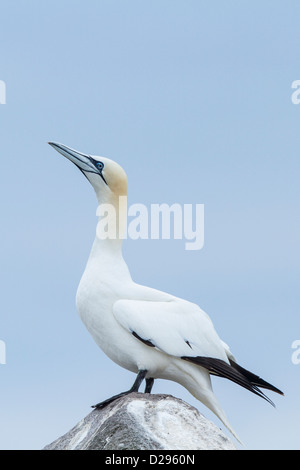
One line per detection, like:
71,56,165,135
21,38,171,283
48,142,96,174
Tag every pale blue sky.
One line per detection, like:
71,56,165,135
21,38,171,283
0,0,299,449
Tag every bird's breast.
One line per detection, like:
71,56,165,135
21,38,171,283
76,270,117,329
75,266,136,367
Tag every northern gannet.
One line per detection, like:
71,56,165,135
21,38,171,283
48,142,283,441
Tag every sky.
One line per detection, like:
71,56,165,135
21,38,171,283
0,0,299,450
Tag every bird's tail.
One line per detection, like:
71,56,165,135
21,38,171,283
173,360,243,444
210,402,244,445
191,374,243,445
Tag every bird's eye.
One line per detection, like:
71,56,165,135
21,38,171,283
96,162,104,171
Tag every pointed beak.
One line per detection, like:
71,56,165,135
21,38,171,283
48,142,96,174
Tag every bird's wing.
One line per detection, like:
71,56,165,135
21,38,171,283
113,298,283,403
113,298,229,361
221,340,236,362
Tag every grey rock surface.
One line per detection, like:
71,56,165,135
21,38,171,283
44,393,236,450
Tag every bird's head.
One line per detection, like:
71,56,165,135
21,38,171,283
48,142,128,202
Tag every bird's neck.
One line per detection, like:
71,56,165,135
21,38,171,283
91,193,128,258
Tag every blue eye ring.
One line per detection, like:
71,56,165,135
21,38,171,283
96,162,104,171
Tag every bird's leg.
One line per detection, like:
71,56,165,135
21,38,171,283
92,369,148,409
144,377,154,393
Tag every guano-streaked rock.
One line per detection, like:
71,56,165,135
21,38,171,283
44,393,236,450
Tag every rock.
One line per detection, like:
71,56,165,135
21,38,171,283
44,393,236,450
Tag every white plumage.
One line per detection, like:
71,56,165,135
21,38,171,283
49,142,283,442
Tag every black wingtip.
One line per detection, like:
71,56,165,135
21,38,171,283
229,359,284,396
181,355,283,405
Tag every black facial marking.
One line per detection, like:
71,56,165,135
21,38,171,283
88,157,107,185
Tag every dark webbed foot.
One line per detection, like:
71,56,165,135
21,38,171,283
92,369,148,409
92,390,135,409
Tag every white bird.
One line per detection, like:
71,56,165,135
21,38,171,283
49,142,283,442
